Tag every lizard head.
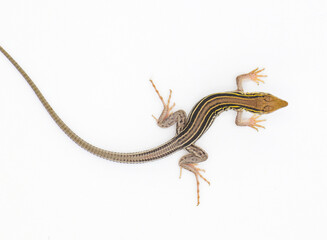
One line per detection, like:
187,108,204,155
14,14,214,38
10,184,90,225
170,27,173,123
256,93,288,114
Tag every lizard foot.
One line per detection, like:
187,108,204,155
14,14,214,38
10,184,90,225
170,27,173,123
150,79,175,122
247,114,266,131
247,68,267,86
180,163,210,206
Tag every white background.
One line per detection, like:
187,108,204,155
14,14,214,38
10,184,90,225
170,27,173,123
0,0,326,239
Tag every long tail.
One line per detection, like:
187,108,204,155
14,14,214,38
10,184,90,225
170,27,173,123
0,45,179,163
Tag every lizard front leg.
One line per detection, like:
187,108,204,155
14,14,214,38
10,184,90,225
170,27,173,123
235,110,266,131
150,80,187,134
235,68,267,130
236,67,266,92
179,145,210,206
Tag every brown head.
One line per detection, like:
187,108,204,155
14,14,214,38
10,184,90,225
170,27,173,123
255,93,288,114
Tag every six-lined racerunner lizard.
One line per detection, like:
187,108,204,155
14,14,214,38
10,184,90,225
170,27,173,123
0,45,287,205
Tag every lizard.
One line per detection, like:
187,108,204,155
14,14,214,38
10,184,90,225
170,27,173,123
0,45,288,205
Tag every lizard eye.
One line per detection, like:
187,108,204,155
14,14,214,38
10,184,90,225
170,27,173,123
264,105,273,112
264,96,272,102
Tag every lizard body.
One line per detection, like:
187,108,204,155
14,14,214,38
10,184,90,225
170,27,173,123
0,46,287,205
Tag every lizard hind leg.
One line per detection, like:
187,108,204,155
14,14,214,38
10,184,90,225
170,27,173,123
150,79,175,122
179,145,210,206
149,80,187,134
